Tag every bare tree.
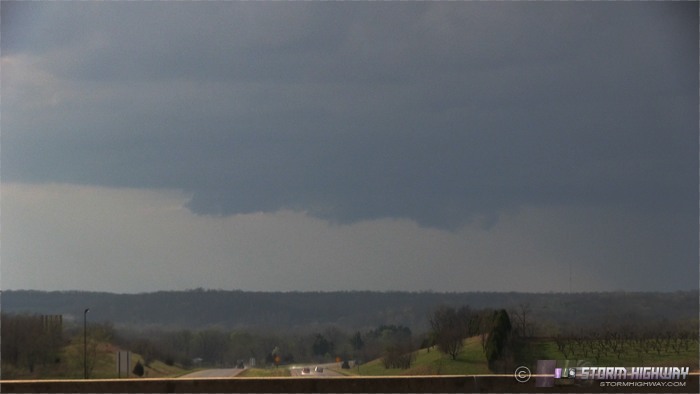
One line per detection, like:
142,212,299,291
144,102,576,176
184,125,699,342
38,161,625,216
509,303,534,338
0,314,64,376
429,306,466,360
381,341,416,369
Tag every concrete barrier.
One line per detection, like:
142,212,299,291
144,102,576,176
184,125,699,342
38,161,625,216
1,375,698,393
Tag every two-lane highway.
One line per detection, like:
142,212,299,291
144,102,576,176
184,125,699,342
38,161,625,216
178,368,245,378
289,363,343,377
179,362,343,378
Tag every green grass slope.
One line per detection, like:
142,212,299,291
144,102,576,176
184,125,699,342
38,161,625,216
336,336,699,377
1,337,193,380
340,336,490,376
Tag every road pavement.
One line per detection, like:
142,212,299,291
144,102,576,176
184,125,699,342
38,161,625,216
289,363,343,377
178,368,245,378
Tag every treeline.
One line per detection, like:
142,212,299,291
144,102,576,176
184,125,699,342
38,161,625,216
1,314,117,379
1,314,64,376
3,290,697,331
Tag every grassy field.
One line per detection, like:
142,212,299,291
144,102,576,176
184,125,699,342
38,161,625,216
1,337,193,380
237,368,291,377
68,337,193,379
335,335,699,377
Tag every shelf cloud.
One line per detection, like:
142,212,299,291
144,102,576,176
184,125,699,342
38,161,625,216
1,1,697,292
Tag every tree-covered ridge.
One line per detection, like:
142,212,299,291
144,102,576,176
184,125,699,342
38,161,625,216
2,289,697,331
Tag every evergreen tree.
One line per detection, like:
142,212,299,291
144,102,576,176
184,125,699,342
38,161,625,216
133,360,145,377
350,331,364,352
485,309,512,371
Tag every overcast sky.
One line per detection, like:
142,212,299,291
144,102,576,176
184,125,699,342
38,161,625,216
1,1,697,293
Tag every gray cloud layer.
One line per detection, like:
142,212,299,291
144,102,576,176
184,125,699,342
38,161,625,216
2,1,697,229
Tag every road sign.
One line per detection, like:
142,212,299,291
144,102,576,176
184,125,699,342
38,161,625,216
116,351,131,378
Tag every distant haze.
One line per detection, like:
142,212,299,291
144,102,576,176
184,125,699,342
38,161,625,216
3,290,698,332
1,2,697,293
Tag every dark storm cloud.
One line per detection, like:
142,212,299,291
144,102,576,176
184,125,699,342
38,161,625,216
2,1,697,229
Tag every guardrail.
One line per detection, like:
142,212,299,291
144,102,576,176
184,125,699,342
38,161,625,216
2,375,698,393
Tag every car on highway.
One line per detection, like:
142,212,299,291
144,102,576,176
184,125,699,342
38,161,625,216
314,366,324,373
301,367,311,375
